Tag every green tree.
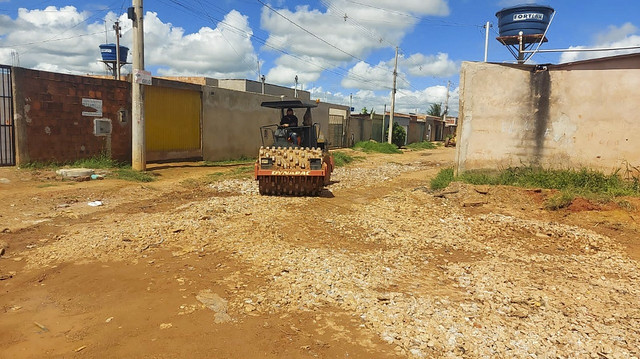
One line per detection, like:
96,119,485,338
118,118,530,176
384,122,407,148
361,107,369,114
428,103,442,117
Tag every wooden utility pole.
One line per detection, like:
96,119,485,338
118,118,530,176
388,46,398,144
131,0,146,171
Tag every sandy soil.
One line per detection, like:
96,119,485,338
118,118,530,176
1,147,639,358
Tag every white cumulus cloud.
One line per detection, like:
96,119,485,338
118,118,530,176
143,10,258,78
311,83,459,116
560,22,640,63
260,0,450,85
0,6,259,78
402,52,459,77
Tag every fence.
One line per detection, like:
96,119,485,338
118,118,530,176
0,66,14,166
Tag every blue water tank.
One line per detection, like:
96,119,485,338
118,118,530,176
99,43,129,63
496,4,554,37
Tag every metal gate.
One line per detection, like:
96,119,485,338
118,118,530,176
0,66,14,166
145,85,201,161
328,114,344,148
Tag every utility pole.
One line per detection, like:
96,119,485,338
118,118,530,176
114,21,122,79
261,75,265,94
388,46,398,144
257,60,261,81
483,21,492,62
442,80,451,127
382,104,386,141
11,50,19,67
131,0,146,171
294,75,298,98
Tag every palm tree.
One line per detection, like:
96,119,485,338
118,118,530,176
427,103,442,117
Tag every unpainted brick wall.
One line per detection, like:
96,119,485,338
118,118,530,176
13,67,131,164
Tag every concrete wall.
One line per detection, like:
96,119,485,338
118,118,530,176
455,54,640,174
202,87,274,161
12,67,131,165
157,76,218,87
407,118,424,144
217,79,311,100
201,87,348,161
371,114,384,142
10,68,352,165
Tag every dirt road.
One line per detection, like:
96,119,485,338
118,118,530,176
1,147,639,358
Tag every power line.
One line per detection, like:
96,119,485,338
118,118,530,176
256,0,369,64
156,0,391,89
194,0,260,78
156,0,369,83
9,2,123,55
318,0,396,48
342,0,482,28
255,0,413,90
0,31,108,49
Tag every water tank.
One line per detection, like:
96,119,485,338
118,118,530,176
496,4,554,37
99,43,129,63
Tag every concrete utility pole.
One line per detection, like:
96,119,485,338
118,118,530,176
382,104,386,140
443,80,451,125
388,46,398,144
483,21,492,62
294,75,299,98
257,60,261,81
113,21,122,79
131,0,146,171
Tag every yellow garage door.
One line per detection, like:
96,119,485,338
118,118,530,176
145,86,201,154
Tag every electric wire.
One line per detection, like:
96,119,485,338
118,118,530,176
255,0,369,64
194,0,260,79
318,0,396,48
342,0,482,28
156,0,378,86
159,0,393,90
1,3,123,54
3,0,456,110
254,0,442,92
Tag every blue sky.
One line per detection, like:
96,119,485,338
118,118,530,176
0,0,639,115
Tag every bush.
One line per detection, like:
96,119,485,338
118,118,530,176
406,141,437,150
114,168,156,182
23,153,123,170
383,122,406,148
544,192,575,210
352,141,402,154
430,167,454,190
431,166,640,209
332,151,363,167
458,166,639,197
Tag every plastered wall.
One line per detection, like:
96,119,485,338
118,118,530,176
455,56,640,174
201,88,345,161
